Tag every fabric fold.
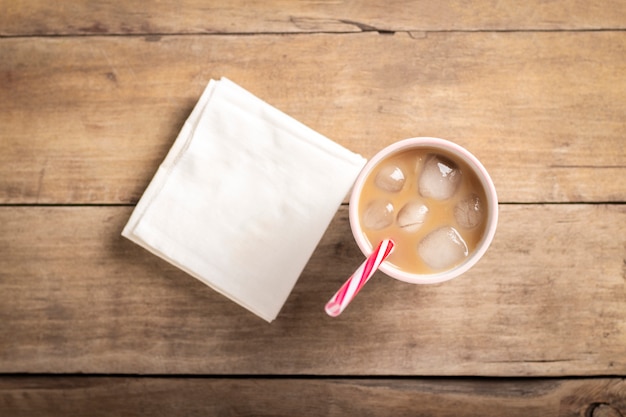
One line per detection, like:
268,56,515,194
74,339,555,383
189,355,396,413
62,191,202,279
123,77,366,322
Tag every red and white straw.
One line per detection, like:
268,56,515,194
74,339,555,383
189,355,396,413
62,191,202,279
325,239,395,317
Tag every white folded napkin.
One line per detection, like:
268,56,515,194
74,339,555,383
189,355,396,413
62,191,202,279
123,77,366,322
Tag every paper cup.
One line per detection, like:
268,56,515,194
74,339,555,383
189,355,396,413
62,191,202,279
349,137,498,284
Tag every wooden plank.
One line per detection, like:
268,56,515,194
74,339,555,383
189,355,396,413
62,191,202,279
0,376,624,417
1,32,625,204
0,204,624,376
1,0,625,35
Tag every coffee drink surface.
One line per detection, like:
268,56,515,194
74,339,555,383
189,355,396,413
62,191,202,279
357,147,488,274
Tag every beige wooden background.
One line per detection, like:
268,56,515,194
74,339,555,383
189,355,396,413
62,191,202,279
1,1,625,415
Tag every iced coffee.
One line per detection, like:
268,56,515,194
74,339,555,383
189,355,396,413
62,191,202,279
357,148,488,274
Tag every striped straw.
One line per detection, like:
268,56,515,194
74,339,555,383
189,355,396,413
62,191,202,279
325,239,395,317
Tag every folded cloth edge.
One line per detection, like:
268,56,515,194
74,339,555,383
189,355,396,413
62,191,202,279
123,79,220,235
122,78,367,322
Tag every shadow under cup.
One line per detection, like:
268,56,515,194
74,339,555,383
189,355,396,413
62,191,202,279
349,137,498,284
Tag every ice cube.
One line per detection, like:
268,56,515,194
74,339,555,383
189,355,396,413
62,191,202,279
375,164,406,192
397,200,429,232
362,199,394,230
419,154,462,200
454,193,484,229
418,226,468,270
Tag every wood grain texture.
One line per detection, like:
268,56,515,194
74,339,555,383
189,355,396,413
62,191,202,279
1,0,624,413
1,0,626,35
0,377,624,417
1,32,625,204
0,204,624,376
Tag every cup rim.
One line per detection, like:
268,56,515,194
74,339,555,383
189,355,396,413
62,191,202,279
349,137,499,284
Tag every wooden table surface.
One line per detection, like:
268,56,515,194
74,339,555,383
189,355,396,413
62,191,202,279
1,1,625,415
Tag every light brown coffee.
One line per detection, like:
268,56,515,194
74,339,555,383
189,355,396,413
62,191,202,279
357,147,488,274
